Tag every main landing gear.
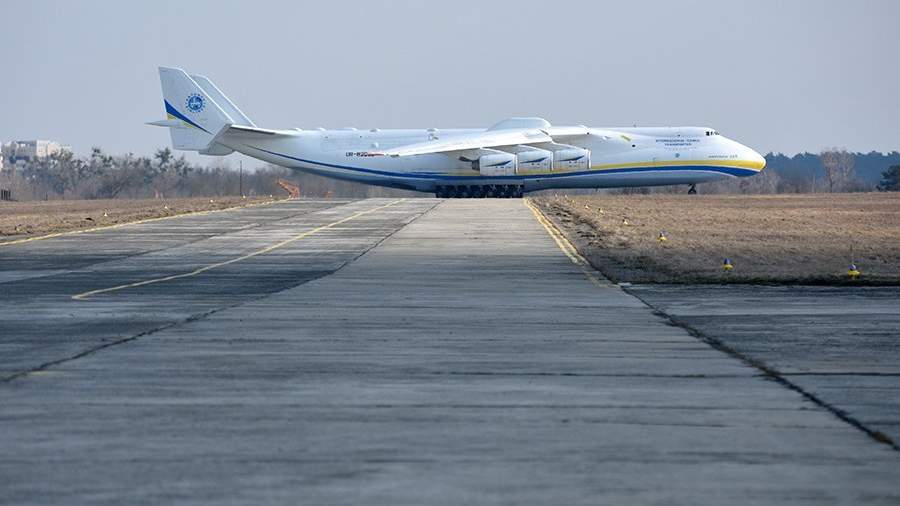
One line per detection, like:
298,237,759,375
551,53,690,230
435,184,524,198
687,184,698,195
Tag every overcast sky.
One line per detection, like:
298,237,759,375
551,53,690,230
2,0,898,167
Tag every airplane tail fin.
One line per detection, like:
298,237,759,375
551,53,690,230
149,67,254,155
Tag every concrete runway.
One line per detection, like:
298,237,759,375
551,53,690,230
1,198,899,504
630,285,900,449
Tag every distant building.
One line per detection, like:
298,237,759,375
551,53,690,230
1,140,71,165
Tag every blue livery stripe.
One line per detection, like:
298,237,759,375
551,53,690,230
246,146,758,181
164,100,211,134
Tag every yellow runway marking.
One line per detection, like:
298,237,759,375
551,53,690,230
524,198,614,289
0,199,285,247
72,199,404,300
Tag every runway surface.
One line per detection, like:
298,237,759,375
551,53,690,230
630,285,900,448
1,198,899,504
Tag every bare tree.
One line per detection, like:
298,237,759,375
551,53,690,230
820,148,855,192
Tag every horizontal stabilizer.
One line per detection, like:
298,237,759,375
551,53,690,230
147,119,184,128
226,125,284,137
217,124,296,141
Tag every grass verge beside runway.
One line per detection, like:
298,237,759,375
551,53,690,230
0,196,283,243
535,192,900,284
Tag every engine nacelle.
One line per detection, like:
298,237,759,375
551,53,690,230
469,149,518,176
508,147,552,171
551,147,590,171
534,143,591,172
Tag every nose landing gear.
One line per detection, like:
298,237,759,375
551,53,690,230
688,184,697,195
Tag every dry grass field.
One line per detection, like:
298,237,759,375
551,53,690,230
535,193,900,284
0,197,279,242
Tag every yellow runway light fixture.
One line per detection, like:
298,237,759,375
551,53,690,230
723,258,734,272
847,244,861,279
622,218,629,226
658,231,668,243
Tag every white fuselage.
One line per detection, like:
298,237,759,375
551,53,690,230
223,125,765,193
153,68,765,195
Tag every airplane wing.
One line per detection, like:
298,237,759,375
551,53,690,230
371,123,594,157
373,128,553,157
545,125,591,138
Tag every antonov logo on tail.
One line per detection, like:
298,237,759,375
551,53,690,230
150,67,766,198
185,93,205,113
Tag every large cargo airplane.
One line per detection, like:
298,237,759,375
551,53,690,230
150,67,765,198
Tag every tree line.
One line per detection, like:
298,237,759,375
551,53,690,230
1,146,898,201
0,147,415,201
764,149,900,193
618,149,900,195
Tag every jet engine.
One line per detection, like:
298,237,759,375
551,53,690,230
461,149,518,176
538,143,591,171
496,146,553,171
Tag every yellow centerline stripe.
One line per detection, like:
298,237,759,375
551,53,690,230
524,198,613,289
72,199,404,301
1,198,284,247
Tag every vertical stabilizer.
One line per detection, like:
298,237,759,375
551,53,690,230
190,73,255,127
153,67,234,152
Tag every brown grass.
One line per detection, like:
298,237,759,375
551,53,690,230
535,192,900,284
0,197,280,242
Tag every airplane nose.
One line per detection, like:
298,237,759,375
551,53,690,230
751,149,766,170
736,140,766,171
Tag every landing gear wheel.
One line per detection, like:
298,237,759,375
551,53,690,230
688,184,697,195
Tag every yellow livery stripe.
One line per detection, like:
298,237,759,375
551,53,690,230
589,159,765,172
